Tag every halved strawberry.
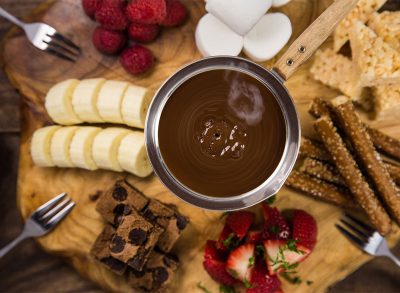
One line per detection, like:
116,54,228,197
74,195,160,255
203,240,237,286
246,260,281,293
226,211,255,239
292,210,317,250
226,244,255,284
264,240,310,275
245,230,263,244
217,224,237,251
261,204,290,240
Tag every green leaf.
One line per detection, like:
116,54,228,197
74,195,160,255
243,278,252,289
197,282,212,293
248,256,255,267
223,233,239,250
219,285,236,293
227,268,238,279
265,195,277,205
270,225,280,234
282,273,302,285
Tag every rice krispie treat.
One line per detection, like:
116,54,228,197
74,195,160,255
368,11,400,52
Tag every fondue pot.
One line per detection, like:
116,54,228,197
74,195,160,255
145,0,358,210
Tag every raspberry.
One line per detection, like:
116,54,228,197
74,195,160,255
119,45,154,75
92,27,127,54
125,0,168,24
82,0,102,19
95,0,128,30
128,22,160,43
161,0,187,27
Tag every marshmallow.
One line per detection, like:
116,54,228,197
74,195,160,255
205,0,272,36
195,13,243,57
243,13,292,62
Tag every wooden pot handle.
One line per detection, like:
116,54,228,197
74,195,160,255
273,0,358,81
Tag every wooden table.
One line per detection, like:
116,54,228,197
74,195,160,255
0,0,398,292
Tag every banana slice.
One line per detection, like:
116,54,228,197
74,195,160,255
50,126,79,167
72,78,106,122
45,79,82,125
97,80,129,124
70,126,102,170
92,127,130,171
118,132,153,177
30,125,61,167
121,85,153,129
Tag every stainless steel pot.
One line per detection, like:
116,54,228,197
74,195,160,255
145,0,358,210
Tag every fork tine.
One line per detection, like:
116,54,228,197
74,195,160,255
51,32,81,52
335,224,365,249
344,213,375,234
34,192,67,217
45,47,76,62
44,201,76,230
46,40,79,58
340,218,370,240
40,198,72,223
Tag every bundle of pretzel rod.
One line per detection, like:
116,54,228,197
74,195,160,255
286,97,400,235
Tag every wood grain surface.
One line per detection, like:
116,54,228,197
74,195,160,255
1,0,400,292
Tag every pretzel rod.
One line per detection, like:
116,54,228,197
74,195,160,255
314,116,391,235
309,97,400,161
331,96,400,224
300,137,331,161
385,162,400,185
300,157,345,187
285,171,356,208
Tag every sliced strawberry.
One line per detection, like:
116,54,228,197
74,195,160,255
203,258,238,286
261,204,290,240
226,244,255,284
246,260,281,293
217,224,237,251
292,210,317,250
204,240,228,262
264,240,310,275
245,230,262,244
226,211,255,239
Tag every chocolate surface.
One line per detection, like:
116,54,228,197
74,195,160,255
158,69,286,197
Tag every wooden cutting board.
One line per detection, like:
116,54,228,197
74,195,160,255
2,0,400,292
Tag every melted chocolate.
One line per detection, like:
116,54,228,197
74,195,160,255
158,69,286,197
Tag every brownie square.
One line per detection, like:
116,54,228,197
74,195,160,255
142,200,189,252
96,179,149,226
90,225,127,275
109,210,164,271
127,251,179,292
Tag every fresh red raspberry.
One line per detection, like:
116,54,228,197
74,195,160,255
92,26,127,54
119,45,154,75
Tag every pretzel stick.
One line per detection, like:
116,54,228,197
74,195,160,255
309,97,400,161
385,162,400,185
314,116,391,235
286,171,355,208
300,157,345,186
331,96,400,224
300,137,331,161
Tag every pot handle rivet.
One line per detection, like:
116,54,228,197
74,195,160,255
286,58,294,66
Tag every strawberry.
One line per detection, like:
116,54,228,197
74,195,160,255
245,231,262,244
160,0,187,27
204,240,228,262
292,210,317,250
92,27,126,54
226,244,255,285
119,45,154,75
125,0,168,25
226,211,255,240
264,240,310,275
128,22,160,43
82,0,102,19
261,204,290,240
95,0,128,30
246,260,281,293
216,224,237,251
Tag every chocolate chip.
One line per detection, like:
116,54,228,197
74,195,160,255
114,214,123,225
176,215,188,230
110,236,125,253
129,228,147,245
153,267,169,285
89,191,102,202
143,209,156,222
130,268,146,278
102,257,126,271
128,254,146,270
163,254,179,268
112,186,128,201
113,204,132,215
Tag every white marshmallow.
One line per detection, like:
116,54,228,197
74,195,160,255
243,13,292,62
195,13,243,57
272,0,291,7
205,0,272,36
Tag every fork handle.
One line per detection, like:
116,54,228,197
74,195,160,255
0,7,25,28
386,250,400,267
0,233,29,258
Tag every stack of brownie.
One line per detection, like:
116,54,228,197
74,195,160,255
90,179,188,292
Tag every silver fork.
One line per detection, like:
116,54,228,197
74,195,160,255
336,213,400,267
0,7,81,62
0,193,75,258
